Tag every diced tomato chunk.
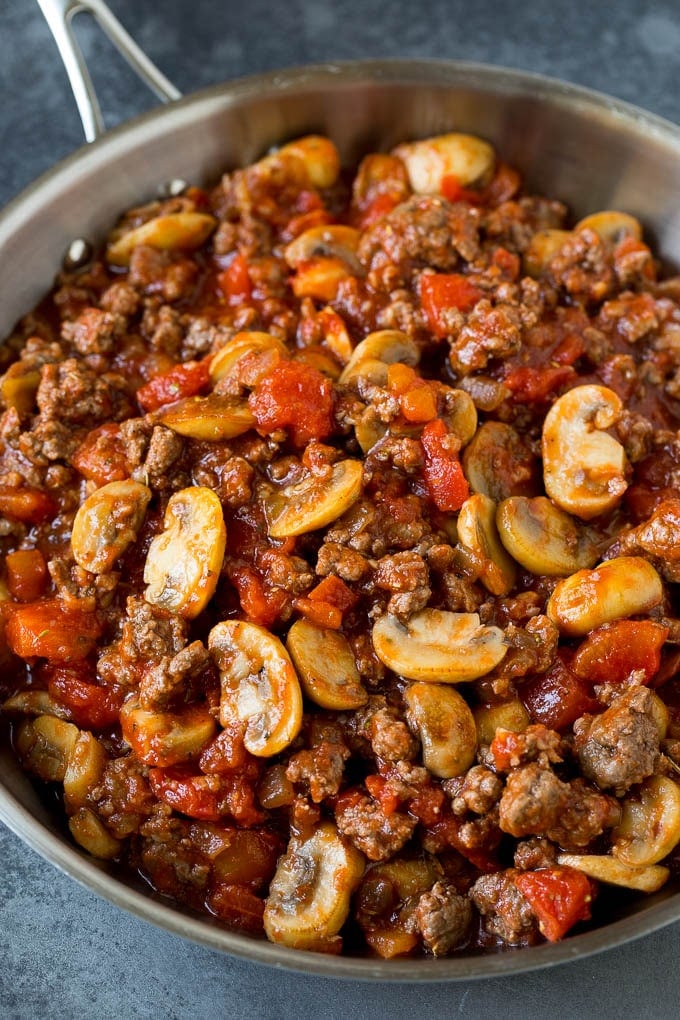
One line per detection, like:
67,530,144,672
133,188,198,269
217,252,252,304
307,575,357,613
149,765,223,821
520,655,600,732
0,485,57,524
365,774,400,816
407,784,446,827
5,599,103,663
6,549,48,602
248,360,335,445
136,357,212,413
199,726,249,774
229,565,288,628
420,273,483,338
47,666,125,729
515,866,594,942
292,596,342,629
207,881,265,934
571,619,669,686
420,418,469,512
71,423,130,485
503,365,576,403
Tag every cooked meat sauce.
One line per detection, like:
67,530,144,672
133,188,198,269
3,130,680,958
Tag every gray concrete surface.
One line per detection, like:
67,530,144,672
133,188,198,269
2,0,680,1016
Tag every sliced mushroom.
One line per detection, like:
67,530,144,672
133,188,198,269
542,384,628,520
69,808,122,860
441,388,478,447
404,681,477,778
144,486,226,619
266,459,363,538
575,211,642,245
276,135,341,189
496,496,599,576
372,608,508,683
339,330,420,384
264,822,365,951
209,620,303,757
473,699,531,746
613,775,680,867
14,715,80,782
392,132,495,193
120,699,217,767
209,332,287,385
462,421,540,502
71,479,151,574
285,225,362,273
286,619,368,710
556,853,669,893
158,394,255,440
106,212,217,266
546,556,664,637
63,732,109,812
523,228,572,277
0,363,41,414
2,689,68,719
457,493,517,595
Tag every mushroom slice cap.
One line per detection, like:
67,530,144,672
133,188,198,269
286,619,368,710
266,459,363,538
209,620,303,757
106,212,217,266
372,608,508,683
556,853,669,893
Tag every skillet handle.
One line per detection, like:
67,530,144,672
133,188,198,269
36,0,182,143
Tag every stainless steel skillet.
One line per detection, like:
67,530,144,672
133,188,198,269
1,0,680,981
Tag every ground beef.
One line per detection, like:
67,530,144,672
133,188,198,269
470,869,538,944
145,304,185,357
513,837,558,871
370,706,419,763
499,762,619,849
139,639,212,711
36,358,132,425
315,540,370,581
358,195,481,280
18,417,81,465
416,881,473,955
573,687,660,795
373,550,431,620
90,756,156,839
336,793,417,861
128,246,198,302
449,299,522,375
128,424,186,491
61,306,124,356
100,280,141,317
447,765,504,816
614,499,680,581
490,724,564,772
285,740,350,802
548,228,614,304
98,595,188,686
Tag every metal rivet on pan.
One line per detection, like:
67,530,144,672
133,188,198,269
158,178,188,198
63,238,93,271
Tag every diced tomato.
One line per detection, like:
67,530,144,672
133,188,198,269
248,359,335,446
47,666,125,729
149,765,223,821
365,774,400,816
71,423,130,485
571,619,669,686
420,273,484,338
440,175,484,204
229,564,288,628
207,881,266,934
387,363,438,423
422,814,499,872
5,598,102,663
492,246,520,281
420,418,469,512
136,357,212,413
489,729,528,773
515,866,594,942
357,192,401,229
6,549,48,602
520,654,600,732
483,162,521,205
199,726,249,774
407,784,446,827
503,365,576,403
217,252,252,304
283,208,334,241
149,764,264,826
552,333,586,366
307,575,357,614
0,485,57,524
292,596,342,629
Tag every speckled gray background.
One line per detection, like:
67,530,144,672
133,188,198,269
2,1,680,1016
